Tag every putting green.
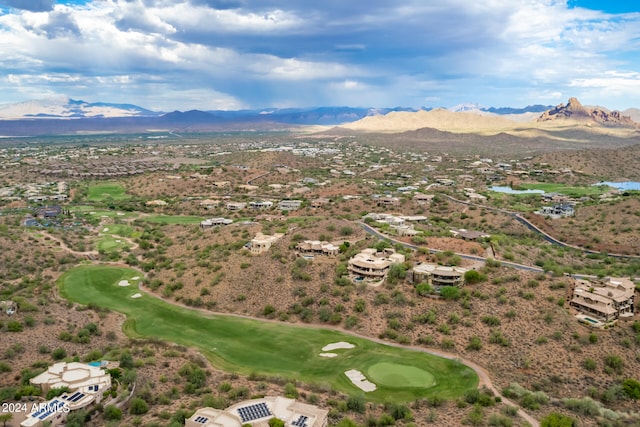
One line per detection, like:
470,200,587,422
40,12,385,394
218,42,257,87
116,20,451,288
367,362,436,388
58,265,478,402
142,215,205,224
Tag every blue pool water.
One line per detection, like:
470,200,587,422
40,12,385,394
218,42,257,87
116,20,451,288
490,186,545,195
593,181,640,191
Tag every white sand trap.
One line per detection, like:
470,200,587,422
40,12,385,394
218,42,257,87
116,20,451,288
102,227,109,232
131,276,140,280
131,293,142,299
115,239,121,243
90,211,96,214
345,369,376,392
322,342,355,351
117,212,125,216
319,353,338,358
118,280,130,287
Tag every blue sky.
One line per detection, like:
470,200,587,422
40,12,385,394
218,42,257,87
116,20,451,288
0,0,639,111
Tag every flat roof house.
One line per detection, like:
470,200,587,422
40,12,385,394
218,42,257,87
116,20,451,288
348,248,405,286
226,202,247,211
249,201,273,210
185,396,328,427
408,263,468,290
278,200,303,211
21,362,112,427
570,277,635,323
296,240,340,258
248,233,284,254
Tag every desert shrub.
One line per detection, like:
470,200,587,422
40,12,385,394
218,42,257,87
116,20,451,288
540,412,577,427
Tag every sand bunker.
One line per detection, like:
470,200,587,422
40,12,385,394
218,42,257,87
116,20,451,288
322,342,355,351
117,212,125,216
102,228,109,232
345,369,376,392
131,293,142,299
118,280,130,287
319,353,338,358
131,276,140,280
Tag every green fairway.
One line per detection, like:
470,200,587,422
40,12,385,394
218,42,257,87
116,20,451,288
516,183,607,197
87,182,129,202
58,265,478,401
142,215,205,224
367,362,436,388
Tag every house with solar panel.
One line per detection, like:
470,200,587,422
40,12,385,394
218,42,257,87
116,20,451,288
185,396,328,427
20,362,112,427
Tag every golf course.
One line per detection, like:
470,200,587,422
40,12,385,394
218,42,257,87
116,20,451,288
58,265,479,402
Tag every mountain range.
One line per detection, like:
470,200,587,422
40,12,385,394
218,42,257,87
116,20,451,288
0,96,637,137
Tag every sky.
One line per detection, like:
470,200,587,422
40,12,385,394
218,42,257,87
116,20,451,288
0,0,639,111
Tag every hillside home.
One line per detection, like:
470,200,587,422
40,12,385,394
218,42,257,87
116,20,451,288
296,240,340,258
413,193,435,205
200,218,233,229
537,203,575,219
278,199,303,211
348,248,405,285
408,263,468,291
310,197,330,208
226,202,247,211
569,277,635,323
186,396,328,427
249,201,273,210
450,228,490,241
376,196,400,207
248,232,284,254
21,362,112,427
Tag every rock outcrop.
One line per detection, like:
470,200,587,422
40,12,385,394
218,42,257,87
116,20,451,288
537,97,636,127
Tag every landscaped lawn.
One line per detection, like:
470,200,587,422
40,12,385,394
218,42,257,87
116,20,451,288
97,235,130,253
87,182,130,202
58,265,478,402
142,215,205,225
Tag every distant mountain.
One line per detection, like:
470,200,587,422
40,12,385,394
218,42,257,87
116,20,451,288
537,97,636,127
0,97,159,119
448,103,552,115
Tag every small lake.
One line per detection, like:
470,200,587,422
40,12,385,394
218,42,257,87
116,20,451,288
593,181,640,191
490,186,545,195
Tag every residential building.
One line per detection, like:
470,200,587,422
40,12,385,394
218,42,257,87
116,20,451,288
536,203,574,219
570,277,635,323
376,196,399,207
249,201,273,210
310,197,330,208
200,218,233,229
413,193,434,205
296,240,340,258
226,202,247,211
21,362,112,427
278,200,303,211
348,248,405,285
185,396,328,427
248,233,284,254
408,263,468,290
449,228,490,241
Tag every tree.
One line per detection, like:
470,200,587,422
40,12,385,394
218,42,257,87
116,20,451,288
104,405,123,421
622,378,640,399
439,286,460,300
268,418,285,427
0,414,13,427
464,270,486,284
119,351,134,369
129,397,149,415
540,412,577,427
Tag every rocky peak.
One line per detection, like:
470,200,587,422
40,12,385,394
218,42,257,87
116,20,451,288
537,97,636,127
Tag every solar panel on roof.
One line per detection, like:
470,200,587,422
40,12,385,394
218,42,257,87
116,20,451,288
70,392,85,402
237,402,272,423
194,415,209,423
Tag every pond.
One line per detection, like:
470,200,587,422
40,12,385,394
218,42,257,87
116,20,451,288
489,186,545,195
593,181,640,191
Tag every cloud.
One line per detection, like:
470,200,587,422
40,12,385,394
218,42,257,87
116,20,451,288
1,0,640,109
0,0,55,12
